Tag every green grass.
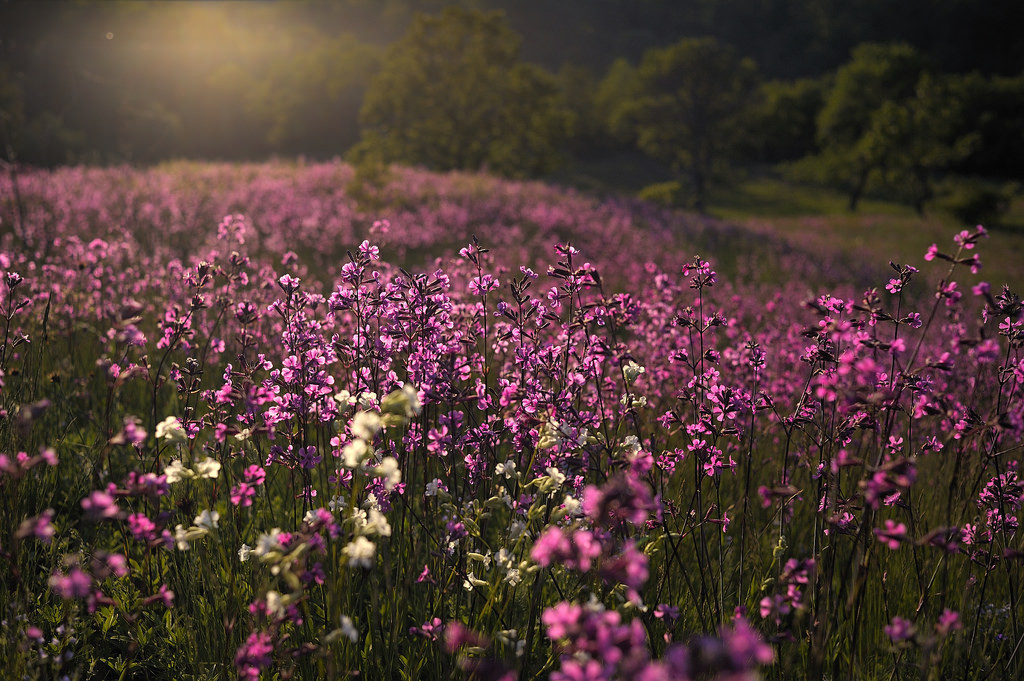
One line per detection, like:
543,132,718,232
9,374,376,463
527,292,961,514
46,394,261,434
553,157,1024,291
708,174,1024,291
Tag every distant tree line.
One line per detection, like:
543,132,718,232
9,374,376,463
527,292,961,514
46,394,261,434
1,1,1022,216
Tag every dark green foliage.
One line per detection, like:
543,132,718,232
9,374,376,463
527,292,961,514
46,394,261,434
806,44,979,213
936,179,1014,227
742,78,826,163
619,37,759,213
353,7,570,177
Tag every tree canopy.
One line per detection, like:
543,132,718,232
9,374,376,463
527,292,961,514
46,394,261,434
619,37,758,212
353,7,569,177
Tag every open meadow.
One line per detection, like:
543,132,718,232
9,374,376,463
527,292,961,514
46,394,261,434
1,161,1022,680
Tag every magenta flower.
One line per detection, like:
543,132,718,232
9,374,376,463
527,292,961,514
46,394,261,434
81,489,120,522
49,566,92,599
15,509,55,544
884,616,915,643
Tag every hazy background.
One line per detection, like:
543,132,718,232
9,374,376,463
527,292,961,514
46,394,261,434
2,0,1023,218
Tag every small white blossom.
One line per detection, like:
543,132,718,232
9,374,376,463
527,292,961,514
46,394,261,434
562,494,582,517
340,615,359,643
374,456,402,490
425,479,442,497
266,590,286,618
234,428,253,442
194,509,220,531
254,528,283,557
380,384,422,419
623,360,646,384
238,543,252,562
194,456,221,479
343,536,376,568
351,411,381,441
363,508,392,537
495,460,518,479
174,524,190,551
620,436,641,455
156,416,187,442
504,568,522,587
164,459,194,484
463,571,479,591
342,439,368,468
546,466,566,486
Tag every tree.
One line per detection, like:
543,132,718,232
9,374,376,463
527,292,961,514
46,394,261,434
354,7,570,177
813,43,926,210
622,37,758,213
742,77,826,163
595,57,641,146
809,43,977,213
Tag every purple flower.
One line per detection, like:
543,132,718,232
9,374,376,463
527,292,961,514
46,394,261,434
884,616,915,643
81,489,120,522
49,566,92,599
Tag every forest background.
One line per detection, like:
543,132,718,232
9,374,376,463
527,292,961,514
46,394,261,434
2,0,1023,222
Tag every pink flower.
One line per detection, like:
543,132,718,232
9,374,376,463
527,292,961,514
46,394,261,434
884,616,915,643
49,566,92,599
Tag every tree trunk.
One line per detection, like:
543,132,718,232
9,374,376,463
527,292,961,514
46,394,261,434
848,167,870,212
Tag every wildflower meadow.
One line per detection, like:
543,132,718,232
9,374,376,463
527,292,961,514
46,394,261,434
1,161,1021,680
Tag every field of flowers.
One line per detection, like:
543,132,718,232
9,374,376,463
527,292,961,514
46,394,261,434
0,161,1021,680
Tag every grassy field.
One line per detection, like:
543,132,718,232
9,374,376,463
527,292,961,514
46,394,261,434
553,156,1024,291
1,162,1021,681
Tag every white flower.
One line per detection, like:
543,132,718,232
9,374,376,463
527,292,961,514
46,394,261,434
174,524,190,551
163,459,194,484
381,384,422,419
504,568,522,587
351,411,381,441
342,439,368,468
234,428,252,442
357,391,378,409
623,360,646,384
363,508,392,537
425,479,442,497
400,384,422,416
374,456,401,490
348,507,368,530
495,460,518,479
537,419,562,450
541,466,566,492
238,543,252,562
254,528,283,557
156,416,187,442
340,615,359,643
343,536,376,568
328,494,347,513
266,590,286,618
194,509,220,531
620,436,641,455
194,456,221,479
562,494,582,517
463,571,477,592
509,520,526,540
468,551,492,568
333,390,355,408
